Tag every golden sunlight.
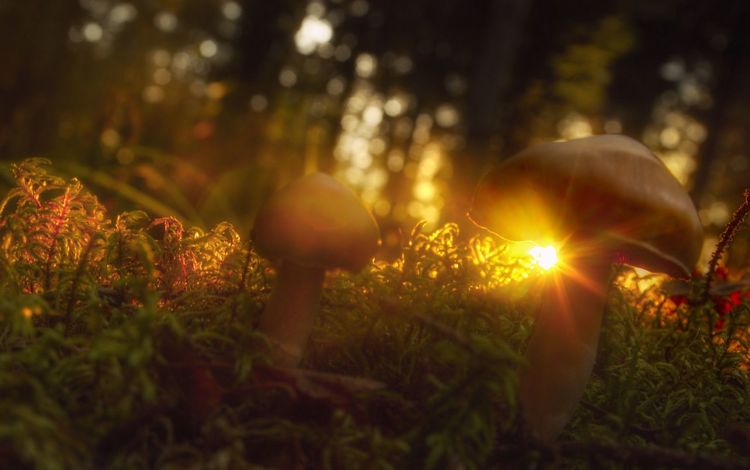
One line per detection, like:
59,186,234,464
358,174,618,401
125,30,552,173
529,244,559,271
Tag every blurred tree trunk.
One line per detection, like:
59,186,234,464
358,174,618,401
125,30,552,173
450,0,532,230
0,0,81,158
235,1,295,84
466,0,533,157
690,1,750,203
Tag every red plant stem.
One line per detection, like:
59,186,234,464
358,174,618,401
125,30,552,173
21,178,44,209
43,188,73,290
702,188,750,304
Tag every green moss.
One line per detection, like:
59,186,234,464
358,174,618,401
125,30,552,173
1,159,749,468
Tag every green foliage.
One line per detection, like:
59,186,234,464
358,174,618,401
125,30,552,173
552,16,635,113
2,160,750,468
514,15,635,143
580,292,750,446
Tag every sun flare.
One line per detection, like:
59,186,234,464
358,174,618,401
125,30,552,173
529,244,559,270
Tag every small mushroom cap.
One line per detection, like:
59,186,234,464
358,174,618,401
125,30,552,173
252,172,380,272
469,135,703,278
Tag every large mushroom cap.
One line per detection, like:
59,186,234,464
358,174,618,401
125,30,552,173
252,172,380,272
469,135,703,278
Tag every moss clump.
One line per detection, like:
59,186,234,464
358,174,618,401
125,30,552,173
1,159,749,469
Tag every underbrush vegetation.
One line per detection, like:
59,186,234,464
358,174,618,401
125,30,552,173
1,159,750,469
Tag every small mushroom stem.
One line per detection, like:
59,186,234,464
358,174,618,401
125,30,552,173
258,261,325,367
519,260,611,442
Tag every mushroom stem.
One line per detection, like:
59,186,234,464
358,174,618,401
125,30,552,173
258,261,325,367
519,261,611,442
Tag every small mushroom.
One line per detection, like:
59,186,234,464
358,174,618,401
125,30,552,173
252,172,380,367
469,135,703,442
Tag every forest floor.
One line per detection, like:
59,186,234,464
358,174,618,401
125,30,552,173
1,159,750,469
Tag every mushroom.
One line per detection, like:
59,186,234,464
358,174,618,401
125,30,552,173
469,135,703,442
252,172,380,367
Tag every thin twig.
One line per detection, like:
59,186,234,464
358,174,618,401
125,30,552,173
579,399,662,439
379,296,483,357
703,188,750,304
554,440,750,469
230,239,255,321
238,245,254,293
493,439,750,469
